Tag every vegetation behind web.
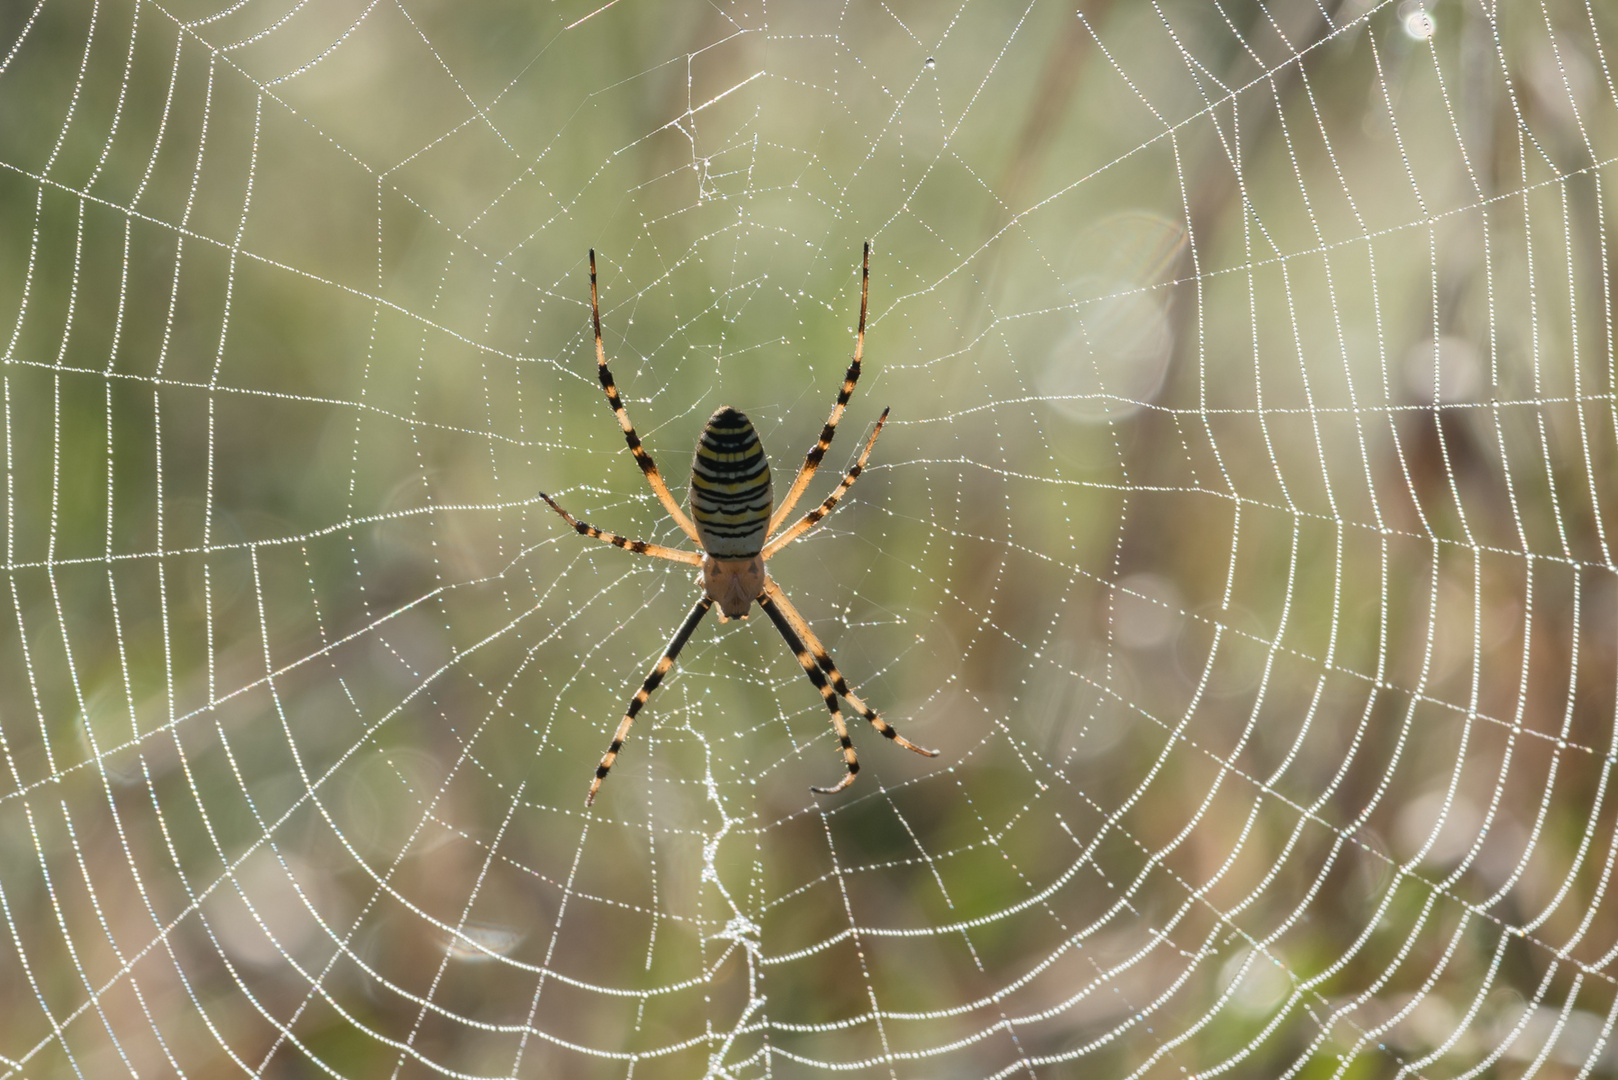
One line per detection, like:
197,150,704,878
1,1,1617,1076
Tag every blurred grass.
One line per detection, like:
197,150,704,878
3,0,1618,1076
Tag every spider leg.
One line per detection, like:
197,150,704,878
762,578,938,757
762,408,887,560
588,250,701,544
756,588,860,794
767,242,872,534
587,594,714,805
539,493,701,566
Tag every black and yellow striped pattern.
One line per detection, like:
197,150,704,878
689,407,773,558
559,246,942,805
589,250,702,544
586,595,714,805
757,589,859,793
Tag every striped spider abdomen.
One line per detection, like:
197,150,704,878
689,406,773,558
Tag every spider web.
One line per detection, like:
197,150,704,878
3,0,1618,1076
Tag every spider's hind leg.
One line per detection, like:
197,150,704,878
586,250,701,544
767,243,873,534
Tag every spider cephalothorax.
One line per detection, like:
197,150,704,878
538,245,939,804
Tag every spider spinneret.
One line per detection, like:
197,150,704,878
538,244,939,805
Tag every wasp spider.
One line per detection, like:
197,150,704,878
540,245,939,804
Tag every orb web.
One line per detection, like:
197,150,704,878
2,1,1618,1077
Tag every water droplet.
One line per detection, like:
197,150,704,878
924,57,936,70
444,921,525,960
1400,3,1435,39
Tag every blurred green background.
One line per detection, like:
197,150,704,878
4,0,1618,1076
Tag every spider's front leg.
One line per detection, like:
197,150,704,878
761,578,937,759
756,588,861,793
587,594,713,805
